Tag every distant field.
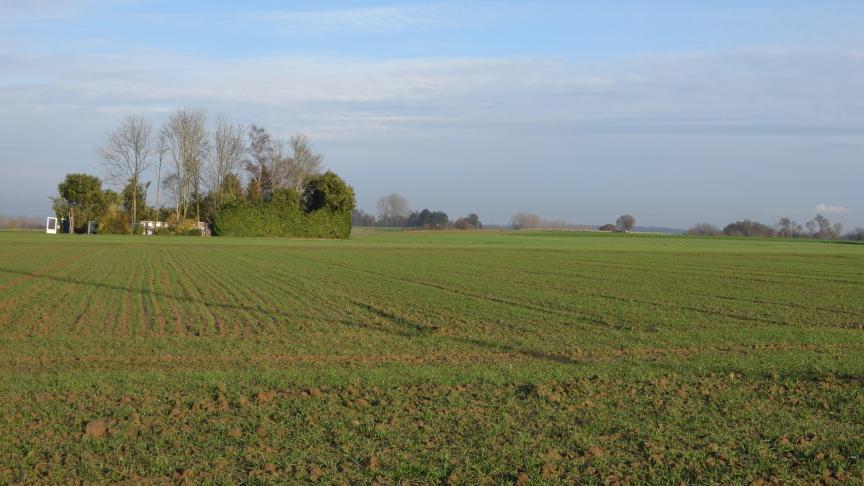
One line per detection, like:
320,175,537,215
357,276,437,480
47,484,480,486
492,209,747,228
1,230,863,483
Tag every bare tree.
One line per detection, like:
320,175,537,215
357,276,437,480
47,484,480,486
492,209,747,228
154,133,167,219
273,134,324,191
813,214,832,239
685,223,722,236
775,217,801,238
832,222,844,240
376,193,410,227
161,108,208,220
99,115,152,228
616,214,636,232
206,117,244,206
244,124,275,201
511,213,542,229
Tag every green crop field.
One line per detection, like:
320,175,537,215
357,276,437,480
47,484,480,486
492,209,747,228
1,230,862,483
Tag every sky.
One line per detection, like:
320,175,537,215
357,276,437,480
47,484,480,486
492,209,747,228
1,0,862,228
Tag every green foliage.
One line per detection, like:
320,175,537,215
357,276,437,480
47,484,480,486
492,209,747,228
216,171,354,238
406,209,449,228
219,173,245,203
153,219,202,236
122,180,147,220
98,207,131,234
270,187,302,212
303,171,356,214
214,200,351,238
54,173,106,232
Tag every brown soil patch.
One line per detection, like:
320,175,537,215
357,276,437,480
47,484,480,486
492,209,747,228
84,419,107,438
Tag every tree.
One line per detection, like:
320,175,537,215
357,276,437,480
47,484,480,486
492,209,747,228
244,124,276,201
154,133,167,220
775,217,801,238
207,117,244,207
161,108,208,220
844,228,864,241
303,171,356,213
804,219,818,237
815,215,832,239
511,213,541,229
376,193,410,227
723,220,775,237
274,134,324,192
685,223,722,236
122,180,148,224
406,209,450,229
832,222,844,240
616,214,636,232
219,173,245,203
54,173,104,234
352,209,376,227
454,213,482,230
99,115,152,229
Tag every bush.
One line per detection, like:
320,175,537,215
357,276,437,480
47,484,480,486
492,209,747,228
98,208,130,234
153,219,203,236
303,171,356,214
723,220,775,237
685,223,722,236
214,201,351,238
215,171,355,239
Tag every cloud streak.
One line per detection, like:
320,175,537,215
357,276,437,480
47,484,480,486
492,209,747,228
816,203,850,214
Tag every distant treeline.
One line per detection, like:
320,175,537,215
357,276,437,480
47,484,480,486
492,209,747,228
686,216,864,241
0,214,43,230
353,193,482,229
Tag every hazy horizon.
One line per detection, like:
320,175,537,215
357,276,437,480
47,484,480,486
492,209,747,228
1,0,862,228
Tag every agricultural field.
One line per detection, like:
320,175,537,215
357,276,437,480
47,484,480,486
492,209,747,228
1,229,863,483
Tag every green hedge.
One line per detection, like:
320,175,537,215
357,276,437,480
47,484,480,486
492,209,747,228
214,201,351,239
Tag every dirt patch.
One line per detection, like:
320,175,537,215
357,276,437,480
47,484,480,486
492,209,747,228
84,419,107,438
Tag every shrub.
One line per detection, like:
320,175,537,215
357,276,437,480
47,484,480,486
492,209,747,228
215,171,355,239
685,223,722,236
98,208,130,234
214,201,351,238
303,171,356,213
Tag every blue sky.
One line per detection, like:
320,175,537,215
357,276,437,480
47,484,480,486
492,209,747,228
1,0,862,227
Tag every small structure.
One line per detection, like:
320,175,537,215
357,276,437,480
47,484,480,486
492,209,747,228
139,220,165,236
46,217,57,234
194,221,211,237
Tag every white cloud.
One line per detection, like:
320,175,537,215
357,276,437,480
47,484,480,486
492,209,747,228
815,203,850,214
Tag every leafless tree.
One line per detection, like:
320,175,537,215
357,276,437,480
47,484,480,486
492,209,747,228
244,124,276,200
511,213,541,229
273,134,324,191
154,133,167,219
206,117,244,206
161,108,208,220
685,223,722,236
376,193,410,227
832,222,844,240
99,115,152,227
775,217,801,238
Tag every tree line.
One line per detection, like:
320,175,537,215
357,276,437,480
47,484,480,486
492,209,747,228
52,109,354,236
352,193,483,229
686,215,864,241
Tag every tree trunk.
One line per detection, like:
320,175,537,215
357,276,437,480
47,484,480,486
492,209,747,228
132,181,137,234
